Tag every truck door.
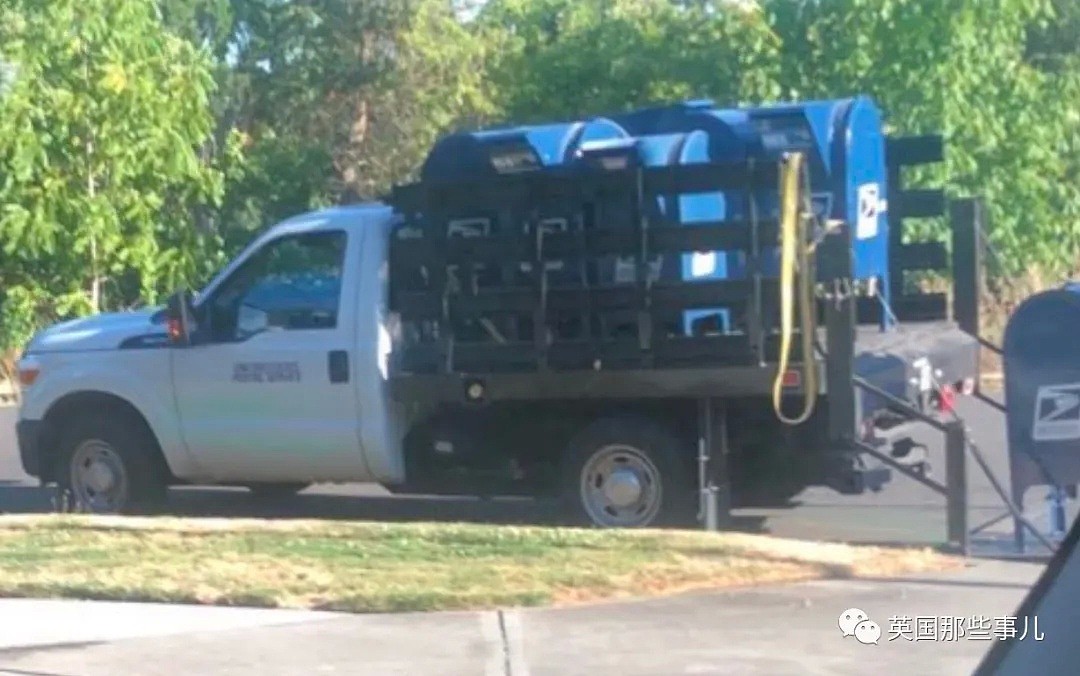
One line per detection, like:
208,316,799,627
170,227,370,482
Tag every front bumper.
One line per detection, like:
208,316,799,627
16,419,42,478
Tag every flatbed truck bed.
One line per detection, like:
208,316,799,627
390,320,977,407
381,126,988,523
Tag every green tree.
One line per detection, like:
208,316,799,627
1026,0,1080,73
480,0,781,122
158,0,237,58
222,0,493,195
176,0,494,258
479,0,1079,277
0,0,225,349
761,0,1080,277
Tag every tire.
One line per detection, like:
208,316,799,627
244,482,310,499
560,417,695,528
56,413,167,515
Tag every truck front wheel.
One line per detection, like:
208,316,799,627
561,417,694,528
57,415,166,514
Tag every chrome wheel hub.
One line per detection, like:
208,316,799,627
85,460,117,494
580,444,662,528
70,440,128,513
603,467,643,507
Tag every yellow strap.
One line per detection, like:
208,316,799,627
773,152,818,425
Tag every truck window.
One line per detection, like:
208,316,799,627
204,231,347,342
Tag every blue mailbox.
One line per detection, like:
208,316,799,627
606,96,891,334
421,117,632,288
416,95,893,339
1004,283,1080,549
573,130,740,335
648,96,891,293
422,117,631,179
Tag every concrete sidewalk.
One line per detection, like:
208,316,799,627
0,599,339,651
0,559,1044,676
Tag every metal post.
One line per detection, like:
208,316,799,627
533,219,550,371
1015,504,1025,554
950,198,984,340
698,397,731,531
819,226,858,446
886,162,904,314
426,196,454,374
945,421,969,555
704,486,720,531
1048,487,1068,542
714,400,732,526
633,167,654,363
746,160,765,364
697,398,716,531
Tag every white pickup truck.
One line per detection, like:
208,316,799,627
16,205,409,510
15,98,979,528
16,203,715,527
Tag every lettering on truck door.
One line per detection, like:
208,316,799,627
170,228,369,481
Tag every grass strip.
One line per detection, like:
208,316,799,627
0,515,963,613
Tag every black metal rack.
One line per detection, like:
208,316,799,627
386,134,978,428
389,158,792,377
882,134,950,321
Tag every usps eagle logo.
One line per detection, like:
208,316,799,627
1032,383,1080,441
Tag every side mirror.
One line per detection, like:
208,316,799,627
165,289,196,346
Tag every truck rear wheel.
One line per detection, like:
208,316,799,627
57,415,166,514
561,417,694,528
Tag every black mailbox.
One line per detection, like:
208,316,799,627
1004,283,1080,550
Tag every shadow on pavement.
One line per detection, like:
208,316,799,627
166,489,770,533
170,489,566,525
852,576,1034,591
0,484,770,532
0,486,52,513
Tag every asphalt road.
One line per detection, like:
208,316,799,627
0,393,1068,552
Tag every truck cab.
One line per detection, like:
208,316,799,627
16,205,405,511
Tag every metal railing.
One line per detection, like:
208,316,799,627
388,158,787,376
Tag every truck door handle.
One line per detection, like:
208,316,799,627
328,350,349,384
